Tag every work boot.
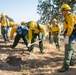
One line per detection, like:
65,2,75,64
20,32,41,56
56,46,61,51
40,50,44,54
10,45,14,49
70,63,74,66
27,47,30,51
28,50,34,55
28,49,33,53
4,41,7,44
58,67,69,72
58,48,61,51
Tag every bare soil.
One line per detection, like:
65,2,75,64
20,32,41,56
0,35,76,75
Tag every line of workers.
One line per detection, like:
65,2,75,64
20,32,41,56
0,12,61,53
0,3,76,72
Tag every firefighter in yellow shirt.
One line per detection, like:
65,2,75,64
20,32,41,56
0,13,9,43
58,4,76,72
9,21,28,48
51,18,61,50
27,21,46,53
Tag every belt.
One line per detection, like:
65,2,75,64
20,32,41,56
1,26,6,27
52,31,58,34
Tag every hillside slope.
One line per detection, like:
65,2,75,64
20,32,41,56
0,35,76,75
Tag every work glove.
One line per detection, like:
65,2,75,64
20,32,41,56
51,35,53,38
42,36,46,40
60,31,64,36
64,36,69,44
39,32,43,39
27,42,31,47
58,34,60,38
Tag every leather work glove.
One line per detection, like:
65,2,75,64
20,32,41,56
58,34,60,38
39,32,43,39
51,35,53,38
60,31,64,36
42,36,46,40
64,36,69,44
27,42,31,47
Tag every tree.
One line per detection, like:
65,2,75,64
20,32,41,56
37,0,53,24
37,0,76,24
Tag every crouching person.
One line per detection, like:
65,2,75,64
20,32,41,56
10,21,28,48
27,21,46,53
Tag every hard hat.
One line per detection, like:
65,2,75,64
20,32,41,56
1,13,6,17
47,23,50,27
21,21,25,25
29,21,37,27
9,22,14,27
52,18,57,23
24,22,28,26
60,4,71,11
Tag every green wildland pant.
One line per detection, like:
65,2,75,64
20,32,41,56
1,26,9,42
49,32,53,44
63,37,76,68
53,34,60,49
12,34,28,48
29,33,43,53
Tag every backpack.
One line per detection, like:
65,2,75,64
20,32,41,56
17,25,28,35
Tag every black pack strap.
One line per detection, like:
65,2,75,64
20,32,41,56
52,31,58,34
64,13,71,24
37,24,41,30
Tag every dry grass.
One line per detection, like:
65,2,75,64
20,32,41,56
0,27,76,75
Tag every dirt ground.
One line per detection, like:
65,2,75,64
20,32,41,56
0,35,76,75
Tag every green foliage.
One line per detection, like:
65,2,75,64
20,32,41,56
37,0,76,24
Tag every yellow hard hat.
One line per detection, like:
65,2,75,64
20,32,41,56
29,21,37,27
21,21,25,25
60,4,71,11
1,13,6,17
24,22,28,26
52,18,57,23
9,22,14,27
47,23,50,27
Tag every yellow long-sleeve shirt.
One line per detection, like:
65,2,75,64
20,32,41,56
51,24,61,35
28,25,46,42
63,12,76,36
10,25,18,39
0,18,9,26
